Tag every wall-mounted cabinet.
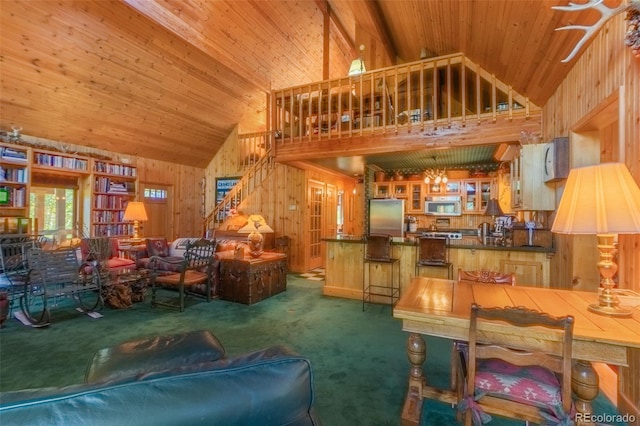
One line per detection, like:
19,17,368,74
0,142,30,218
511,144,555,211
426,180,461,195
408,182,424,213
374,181,409,199
462,179,492,213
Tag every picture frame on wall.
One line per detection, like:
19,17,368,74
215,177,241,221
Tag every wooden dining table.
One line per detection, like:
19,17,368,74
393,277,640,426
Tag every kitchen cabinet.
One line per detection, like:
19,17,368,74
511,144,555,210
462,179,493,213
427,180,460,195
407,182,424,213
374,181,409,198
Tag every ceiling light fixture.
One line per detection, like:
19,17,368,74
348,45,366,76
423,169,448,185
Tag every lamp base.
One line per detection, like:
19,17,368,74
588,303,632,318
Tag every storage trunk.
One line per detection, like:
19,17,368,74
218,253,287,305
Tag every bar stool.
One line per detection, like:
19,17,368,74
362,233,400,311
415,236,452,279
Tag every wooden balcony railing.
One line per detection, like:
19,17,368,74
271,53,538,147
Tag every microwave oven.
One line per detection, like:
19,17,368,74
425,195,462,216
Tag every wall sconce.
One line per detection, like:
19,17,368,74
424,169,448,185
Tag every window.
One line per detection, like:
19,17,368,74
30,187,76,243
144,187,167,200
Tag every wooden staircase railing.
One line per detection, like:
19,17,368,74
203,132,275,234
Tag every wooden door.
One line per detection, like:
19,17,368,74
308,180,324,271
325,184,337,236
140,183,171,239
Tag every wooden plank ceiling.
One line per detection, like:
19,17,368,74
0,0,616,169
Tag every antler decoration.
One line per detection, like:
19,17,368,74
553,0,640,62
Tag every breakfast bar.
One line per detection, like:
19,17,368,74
323,236,556,301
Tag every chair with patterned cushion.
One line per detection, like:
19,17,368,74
451,269,517,394
80,237,136,275
136,238,184,272
150,238,217,312
457,304,574,425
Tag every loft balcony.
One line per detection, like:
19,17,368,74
271,53,541,164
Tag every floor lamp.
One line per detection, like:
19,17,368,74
551,163,640,317
123,201,148,240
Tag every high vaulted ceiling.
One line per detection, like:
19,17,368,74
0,0,621,169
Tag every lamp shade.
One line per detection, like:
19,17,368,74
238,214,274,234
551,163,640,235
348,58,366,76
123,201,148,222
484,199,504,216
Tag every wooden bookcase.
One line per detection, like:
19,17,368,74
0,142,31,220
89,160,138,237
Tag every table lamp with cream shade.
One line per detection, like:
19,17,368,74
238,214,274,258
123,201,148,240
551,162,640,317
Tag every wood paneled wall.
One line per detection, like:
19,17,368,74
543,14,640,294
204,128,360,273
15,134,205,240
543,14,640,419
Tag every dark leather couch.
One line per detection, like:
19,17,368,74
0,330,322,426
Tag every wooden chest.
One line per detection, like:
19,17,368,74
218,252,287,305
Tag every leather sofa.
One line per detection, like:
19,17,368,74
0,330,322,425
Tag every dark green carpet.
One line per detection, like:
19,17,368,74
0,275,622,425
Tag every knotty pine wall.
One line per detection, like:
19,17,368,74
204,127,360,273
543,14,639,419
543,14,640,295
15,135,204,240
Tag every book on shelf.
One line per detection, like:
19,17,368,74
0,147,28,161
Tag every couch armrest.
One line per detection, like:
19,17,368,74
85,330,226,384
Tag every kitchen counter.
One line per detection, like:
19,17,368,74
322,236,554,253
323,237,555,300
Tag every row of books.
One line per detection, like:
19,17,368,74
94,177,135,194
93,224,133,237
94,194,128,209
0,166,28,183
0,187,26,207
34,153,89,171
92,210,125,223
94,161,137,177
0,147,27,162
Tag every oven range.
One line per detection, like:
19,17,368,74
421,232,463,240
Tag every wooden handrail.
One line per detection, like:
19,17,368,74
203,131,275,234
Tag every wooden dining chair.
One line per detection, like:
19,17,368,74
150,239,217,312
451,269,516,395
458,304,574,425
457,269,516,286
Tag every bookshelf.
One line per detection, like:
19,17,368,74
32,149,90,174
90,160,138,237
0,142,30,218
